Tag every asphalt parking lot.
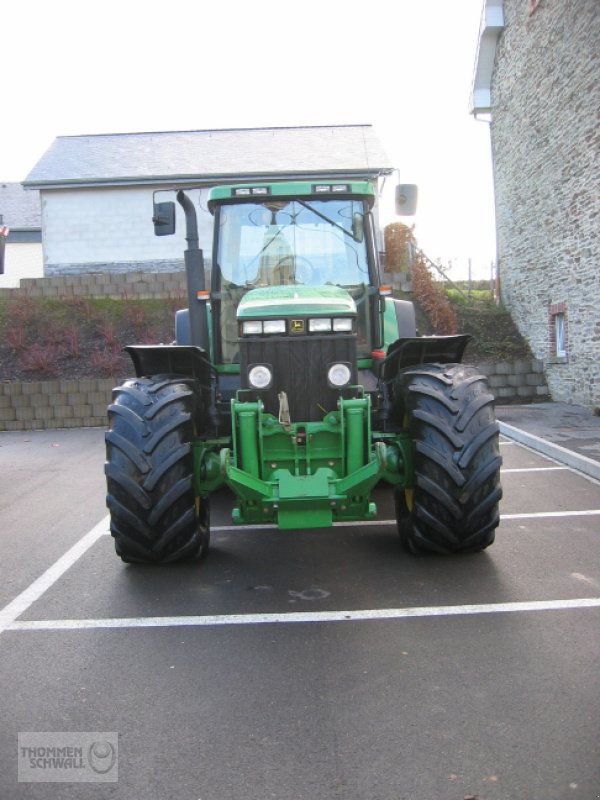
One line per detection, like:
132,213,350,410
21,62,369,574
1,425,599,800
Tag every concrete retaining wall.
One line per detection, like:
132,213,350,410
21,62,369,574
0,360,549,432
0,378,122,431
475,359,550,404
0,270,187,300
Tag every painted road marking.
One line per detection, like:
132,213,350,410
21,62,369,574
501,467,568,473
2,508,599,638
7,597,600,632
501,510,600,520
0,517,109,636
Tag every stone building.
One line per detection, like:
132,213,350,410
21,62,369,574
472,0,599,407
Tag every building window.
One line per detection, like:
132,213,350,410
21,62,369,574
554,313,566,357
548,302,568,360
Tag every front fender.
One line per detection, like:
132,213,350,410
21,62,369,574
380,335,471,382
125,345,212,383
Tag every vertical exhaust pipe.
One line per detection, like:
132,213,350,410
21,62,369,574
176,190,209,352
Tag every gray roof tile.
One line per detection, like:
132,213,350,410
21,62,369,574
24,125,393,188
0,182,41,229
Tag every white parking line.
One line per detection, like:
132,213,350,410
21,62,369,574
2,507,600,638
501,509,600,520
501,467,568,473
7,597,600,632
0,516,109,637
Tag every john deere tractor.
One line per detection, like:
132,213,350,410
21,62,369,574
105,180,502,563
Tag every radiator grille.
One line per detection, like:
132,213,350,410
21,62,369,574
240,335,357,421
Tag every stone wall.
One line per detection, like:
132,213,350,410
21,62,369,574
491,0,600,407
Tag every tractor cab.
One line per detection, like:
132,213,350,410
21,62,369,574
208,181,379,367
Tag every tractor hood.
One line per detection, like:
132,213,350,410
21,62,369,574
237,285,356,319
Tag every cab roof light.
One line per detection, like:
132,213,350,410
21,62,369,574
379,285,392,297
312,183,350,194
232,186,271,197
196,289,210,301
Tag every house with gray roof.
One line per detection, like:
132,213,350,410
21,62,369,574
0,183,43,287
23,125,394,277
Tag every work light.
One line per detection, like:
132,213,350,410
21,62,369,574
327,363,352,388
248,364,273,390
308,318,332,333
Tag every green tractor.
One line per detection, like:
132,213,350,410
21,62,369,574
105,180,502,563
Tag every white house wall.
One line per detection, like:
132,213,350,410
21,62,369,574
0,243,44,288
41,186,213,275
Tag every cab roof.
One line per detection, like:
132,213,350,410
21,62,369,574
207,180,376,213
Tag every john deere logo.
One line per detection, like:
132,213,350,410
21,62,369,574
291,320,304,333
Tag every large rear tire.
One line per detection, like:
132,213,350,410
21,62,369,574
394,363,502,554
105,375,210,563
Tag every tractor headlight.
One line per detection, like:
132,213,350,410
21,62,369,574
248,364,273,390
308,318,332,333
327,362,352,388
242,320,263,335
262,319,286,334
332,318,353,332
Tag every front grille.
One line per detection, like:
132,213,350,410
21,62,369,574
240,334,357,422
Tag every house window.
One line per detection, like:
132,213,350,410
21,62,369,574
548,303,568,360
554,314,566,357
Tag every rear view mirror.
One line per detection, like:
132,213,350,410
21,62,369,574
352,211,364,242
152,201,176,236
395,184,418,217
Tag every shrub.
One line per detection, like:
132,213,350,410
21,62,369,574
90,345,124,376
7,325,27,352
411,254,458,335
19,344,61,376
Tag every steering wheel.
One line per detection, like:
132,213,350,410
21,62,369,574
275,255,314,284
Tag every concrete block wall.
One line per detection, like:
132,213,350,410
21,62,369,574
474,359,550,404
0,359,549,432
0,378,120,431
40,186,213,270
0,270,187,300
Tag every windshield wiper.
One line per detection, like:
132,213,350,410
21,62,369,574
295,200,356,241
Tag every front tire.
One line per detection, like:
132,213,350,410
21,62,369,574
105,375,210,563
394,363,502,554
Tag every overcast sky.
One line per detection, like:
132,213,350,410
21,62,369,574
1,0,496,279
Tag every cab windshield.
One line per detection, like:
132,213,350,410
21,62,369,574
215,198,373,362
